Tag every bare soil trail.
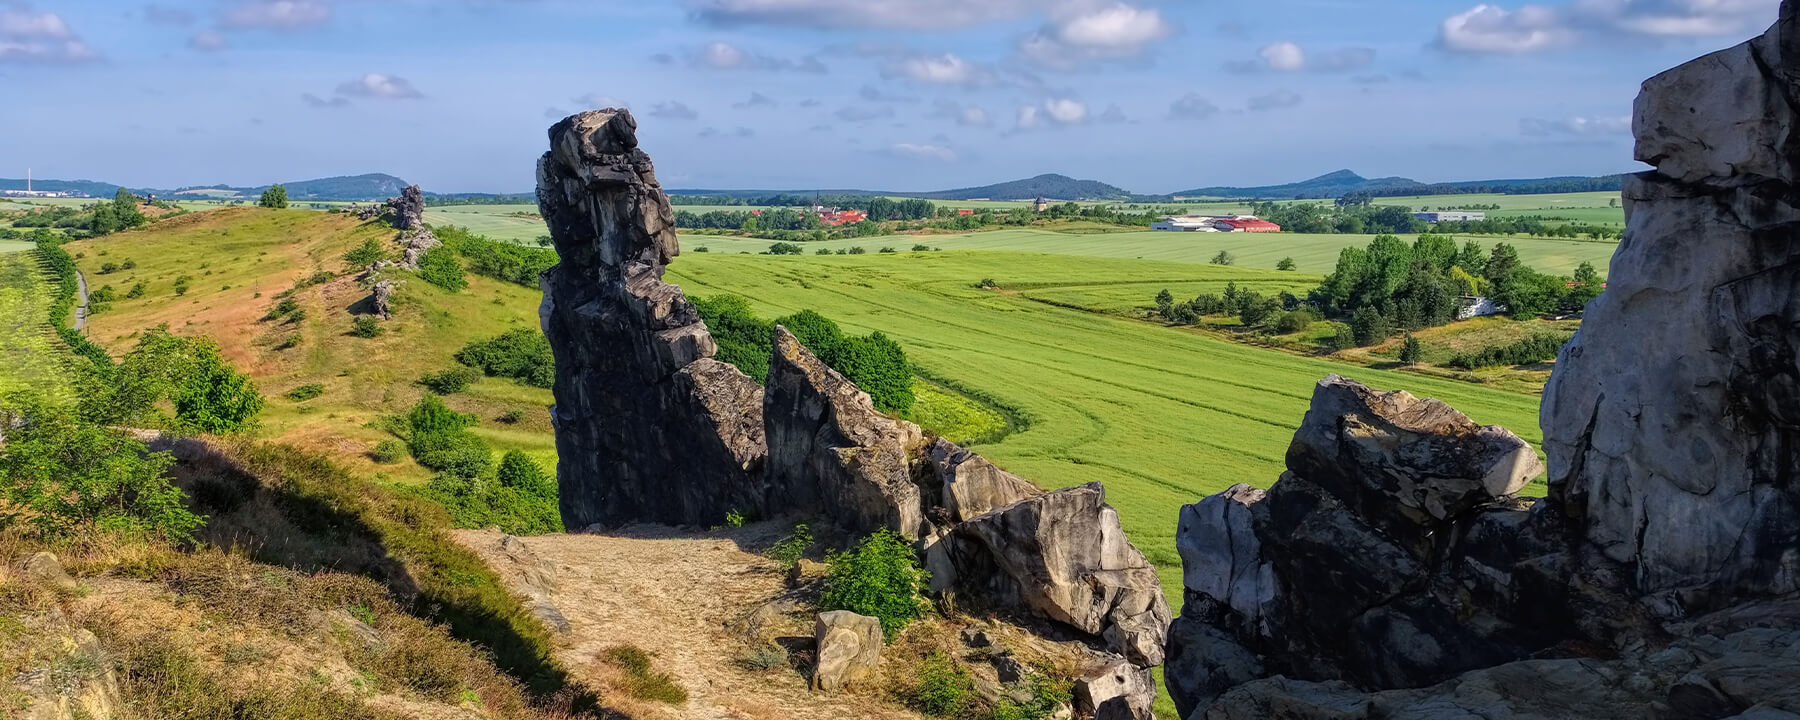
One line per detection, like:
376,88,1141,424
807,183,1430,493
453,525,921,720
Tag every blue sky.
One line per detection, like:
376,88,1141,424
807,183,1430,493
0,0,1779,193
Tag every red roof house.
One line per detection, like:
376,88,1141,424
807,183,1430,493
1218,218,1282,233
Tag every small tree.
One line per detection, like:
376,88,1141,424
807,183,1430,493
1210,250,1235,266
1399,333,1423,365
1350,306,1391,347
0,394,200,541
1276,257,1296,271
819,529,930,638
259,184,289,209
344,237,388,268
1154,288,1174,312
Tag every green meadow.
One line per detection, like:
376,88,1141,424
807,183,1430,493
0,245,78,405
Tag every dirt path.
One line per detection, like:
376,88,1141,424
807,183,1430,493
454,525,919,720
74,269,88,330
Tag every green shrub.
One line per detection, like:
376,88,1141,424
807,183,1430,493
909,652,977,717
351,315,382,338
691,296,916,412
912,244,931,252
601,646,687,704
767,242,804,255
172,276,191,296
1350,306,1391,347
819,529,929,638
767,524,812,569
693,246,710,253
1273,308,1316,334
274,335,301,351
738,644,788,671
0,393,200,541
436,226,556,289
263,297,299,321
259,184,289,209
692,295,774,382
402,396,491,479
418,367,482,395
285,384,325,402
847,246,866,255
879,247,896,253
1448,332,1571,370
416,246,468,292
284,308,308,324
343,237,388,268
456,329,554,388
497,409,524,424
1399,333,1423,364
369,440,406,464
421,450,559,536
126,281,146,299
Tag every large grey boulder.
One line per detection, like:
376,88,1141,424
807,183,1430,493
949,482,1171,667
928,437,1042,523
386,184,425,230
537,109,767,529
1542,0,1800,614
811,610,883,693
763,326,927,540
1075,657,1156,720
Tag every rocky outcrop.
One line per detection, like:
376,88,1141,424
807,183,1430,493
764,326,927,540
1542,0,1800,615
811,610,883,692
371,278,396,319
386,184,424,230
537,109,767,530
1170,5,1800,716
928,437,1043,523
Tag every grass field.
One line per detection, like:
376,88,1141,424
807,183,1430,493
0,245,79,405
662,250,1550,605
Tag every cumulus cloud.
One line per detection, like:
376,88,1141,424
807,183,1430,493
1520,115,1632,135
1018,2,1175,69
1167,93,1219,120
1436,0,1769,54
1229,41,1375,73
881,52,993,86
1248,90,1303,111
336,73,425,99
0,5,99,64
686,0,1047,30
188,30,228,51
221,0,331,30
690,41,827,72
650,101,699,121
733,91,778,108
1016,97,1088,130
889,142,958,161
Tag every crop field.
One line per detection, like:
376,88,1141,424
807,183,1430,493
662,250,1549,602
0,246,78,404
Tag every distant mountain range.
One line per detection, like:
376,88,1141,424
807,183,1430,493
5,169,1629,203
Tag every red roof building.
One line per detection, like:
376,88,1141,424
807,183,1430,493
1217,218,1282,233
818,209,869,227
957,208,975,216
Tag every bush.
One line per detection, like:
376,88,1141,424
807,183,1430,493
767,524,813,569
369,439,406,464
126,281,146,299
1273,308,1316,334
172,276,191,295
418,367,482,395
436,226,557,289
456,329,554,388
767,242,804,255
909,652,977,717
601,646,687,704
422,450,559,535
351,315,382,338
912,244,931,252
818,529,930,638
1276,257,1296,271
1350,306,1391,347
0,393,200,541
285,384,325,402
1448,332,1572,369
1326,322,1356,352
497,409,525,424
416,246,468,292
816,247,833,255
284,308,307,324
693,246,710,253
100,261,120,274
738,644,788,671
879,247,896,253
1210,250,1235,266
1399,334,1423,365
343,237,389,268
274,334,301,350
847,246,867,255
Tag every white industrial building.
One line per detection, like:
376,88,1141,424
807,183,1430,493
1416,211,1487,222
1152,216,1224,232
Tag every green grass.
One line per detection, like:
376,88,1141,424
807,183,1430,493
0,248,78,404
900,378,1010,446
663,250,1550,607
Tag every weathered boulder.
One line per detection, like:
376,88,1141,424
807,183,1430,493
386,184,425,230
764,326,926,540
1075,657,1156,720
397,227,439,268
928,437,1042,523
949,482,1171,667
811,610,882,692
1542,0,1800,615
537,109,767,529
371,279,396,319
16,552,76,592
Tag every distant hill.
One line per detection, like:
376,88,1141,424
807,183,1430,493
908,173,1133,201
1174,170,1626,200
0,178,123,197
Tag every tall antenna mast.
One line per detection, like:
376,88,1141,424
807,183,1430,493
26,168,30,193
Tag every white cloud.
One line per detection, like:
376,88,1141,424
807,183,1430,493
1248,90,1303,111
1439,4,1572,53
883,52,987,86
1231,41,1375,72
572,93,627,109
1520,115,1632,135
686,0,1046,29
1015,97,1087,130
221,0,331,31
337,73,425,99
1016,105,1043,130
0,5,97,64
1260,41,1305,71
188,30,228,51
1167,93,1219,120
650,101,699,121
691,41,827,72
890,143,958,161
1019,2,1175,69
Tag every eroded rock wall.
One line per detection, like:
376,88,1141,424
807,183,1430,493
537,110,767,529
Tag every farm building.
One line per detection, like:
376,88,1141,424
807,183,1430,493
1456,295,1505,320
1416,211,1487,222
818,209,868,226
1152,216,1222,232
1215,218,1282,233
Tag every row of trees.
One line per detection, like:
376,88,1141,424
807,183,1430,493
693,295,914,413
11,189,150,237
1248,200,1621,240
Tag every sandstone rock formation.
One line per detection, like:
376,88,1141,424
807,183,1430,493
370,278,395,319
811,610,883,692
386,184,424,230
1168,6,1800,716
538,107,1170,715
536,109,767,530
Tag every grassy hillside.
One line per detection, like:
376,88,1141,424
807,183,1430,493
0,248,78,404
65,208,557,482
662,251,1550,600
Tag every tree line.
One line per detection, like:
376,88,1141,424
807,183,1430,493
1245,200,1620,240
